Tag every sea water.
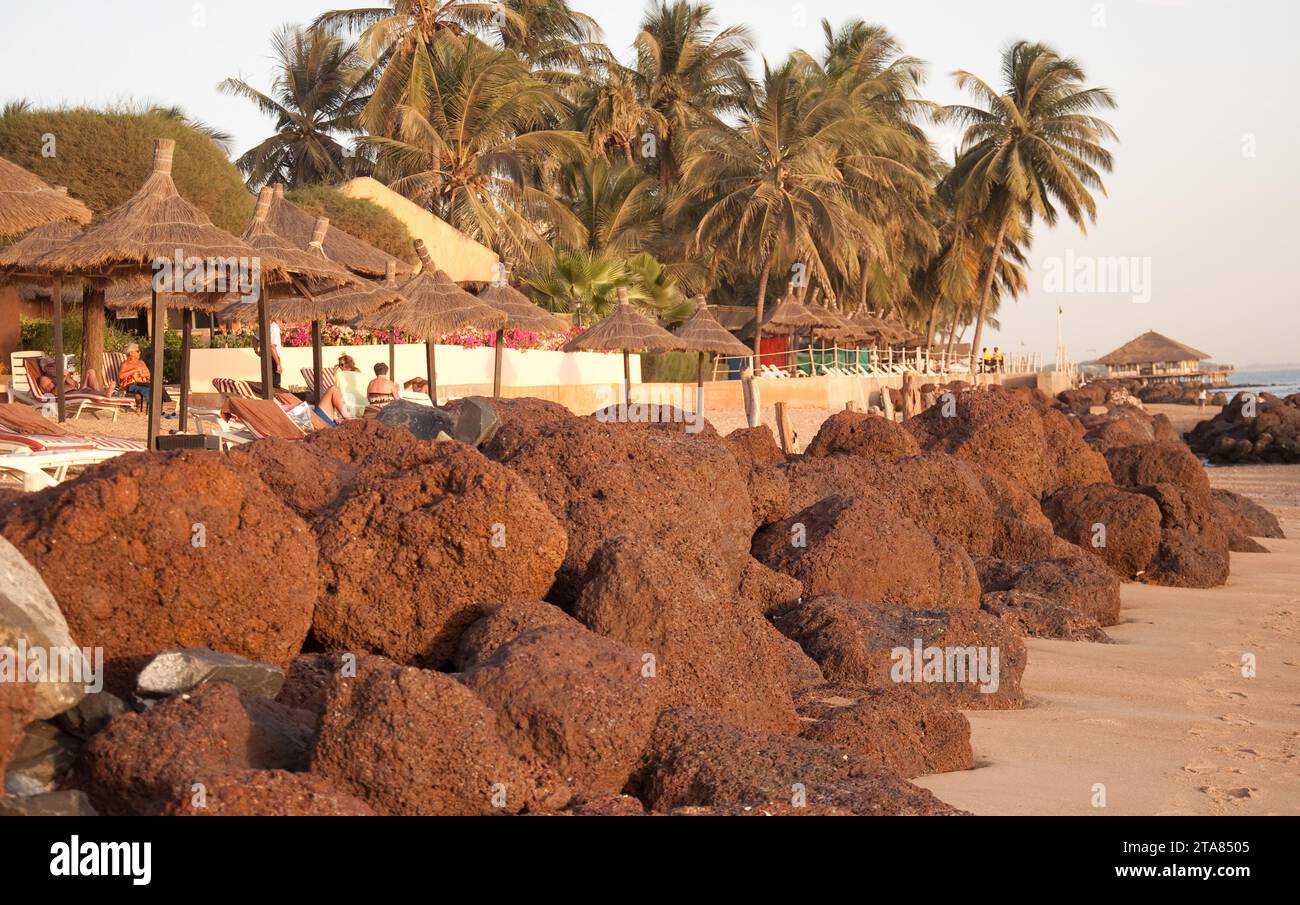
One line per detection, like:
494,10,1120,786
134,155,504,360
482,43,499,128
1218,368,1300,400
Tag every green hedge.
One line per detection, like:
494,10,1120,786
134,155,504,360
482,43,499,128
642,350,707,383
286,185,417,264
20,317,184,383
0,106,253,233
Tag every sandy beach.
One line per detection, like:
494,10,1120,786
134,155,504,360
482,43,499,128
914,462,1300,815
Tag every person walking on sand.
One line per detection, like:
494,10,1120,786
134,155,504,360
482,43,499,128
1198,387,1208,409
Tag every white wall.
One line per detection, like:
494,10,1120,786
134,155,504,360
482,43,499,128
188,343,640,395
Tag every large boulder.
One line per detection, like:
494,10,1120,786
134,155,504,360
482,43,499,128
310,658,569,815
454,600,582,671
1104,441,1211,499
772,596,1026,709
975,555,1122,627
633,708,965,815
977,470,1077,561
1039,407,1114,493
1132,483,1230,588
0,536,85,718
752,494,981,611
461,624,661,797
795,684,974,777
784,453,995,556
804,411,922,461
980,590,1113,643
72,681,314,816
312,442,567,668
906,386,1053,497
574,537,800,734
722,426,791,528
1041,483,1163,578
0,450,318,695
1211,489,1284,539
483,407,753,603
161,770,375,816
1187,393,1300,464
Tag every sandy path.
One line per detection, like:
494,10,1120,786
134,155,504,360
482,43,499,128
915,465,1300,815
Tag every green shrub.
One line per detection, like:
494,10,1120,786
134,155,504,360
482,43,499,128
286,185,417,264
642,350,706,383
20,317,186,382
0,105,253,233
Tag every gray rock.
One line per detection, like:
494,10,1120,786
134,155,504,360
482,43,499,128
0,536,86,719
453,398,501,447
0,790,98,816
374,399,455,441
54,691,127,739
4,722,81,795
135,649,285,700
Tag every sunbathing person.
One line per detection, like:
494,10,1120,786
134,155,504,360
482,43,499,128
367,363,400,405
314,383,351,426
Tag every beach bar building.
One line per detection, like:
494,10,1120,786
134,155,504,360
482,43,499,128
1097,330,1231,385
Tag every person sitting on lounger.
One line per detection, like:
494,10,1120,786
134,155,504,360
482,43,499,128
367,363,400,405
116,344,151,410
314,383,351,427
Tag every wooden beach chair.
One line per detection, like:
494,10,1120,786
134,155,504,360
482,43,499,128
0,402,146,490
10,353,136,420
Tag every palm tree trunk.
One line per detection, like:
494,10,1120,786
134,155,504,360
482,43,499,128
969,216,1011,377
752,251,775,361
924,294,942,351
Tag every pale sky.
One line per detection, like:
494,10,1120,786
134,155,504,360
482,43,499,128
3,0,1296,366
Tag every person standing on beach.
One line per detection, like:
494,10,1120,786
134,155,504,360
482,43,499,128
1198,387,1208,409
253,318,284,388
981,348,992,373
994,347,1005,373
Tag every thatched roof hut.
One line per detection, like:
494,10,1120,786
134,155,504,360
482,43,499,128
1098,331,1210,368
265,183,410,280
264,218,404,322
0,156,92,238
242,188,365,295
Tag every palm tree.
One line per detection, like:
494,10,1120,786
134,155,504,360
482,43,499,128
219,25,368,188
366,37,586,265
525,247,687,322
573,60,668,165
565,159,660,255
941,40,1116,372
675,60,881,357
315,1,595,129
633,1,753,187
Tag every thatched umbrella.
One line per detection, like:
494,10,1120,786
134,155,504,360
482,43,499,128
478,262,567,397
562,288,684,405
35,138,287,446
264,183,409,280
240,195,368,405
358,240,505,403
673,295,752,391
0,157,91,239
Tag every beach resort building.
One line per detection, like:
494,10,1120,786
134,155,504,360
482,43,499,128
1096,331,1232,386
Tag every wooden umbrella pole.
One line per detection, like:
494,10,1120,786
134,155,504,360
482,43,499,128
493,328,505,398
426,340,437,405
623,350,631,406
147,283,164,448
257,275,273,400
52,276,66,422
179,309,192,433
389,329,397,381
311,320,323,404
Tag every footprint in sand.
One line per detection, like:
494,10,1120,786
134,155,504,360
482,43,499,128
1211,689,1248,701
1199,785,1257,805
1218,713,1255,726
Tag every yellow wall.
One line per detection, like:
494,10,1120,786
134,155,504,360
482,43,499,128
337,177,500,282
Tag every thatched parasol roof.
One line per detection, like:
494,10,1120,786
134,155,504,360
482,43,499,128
563,290,684,354
264,183,410,279
851,311,910,344
257,218,405,322
241,188,365,293
35,139,287,285
0,157,92,239
761,286,826,334
477,264,567,335
673,296,753,356
358,240,505,337
805,302,869,341
1098,330,1210,366
3,220,229,311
